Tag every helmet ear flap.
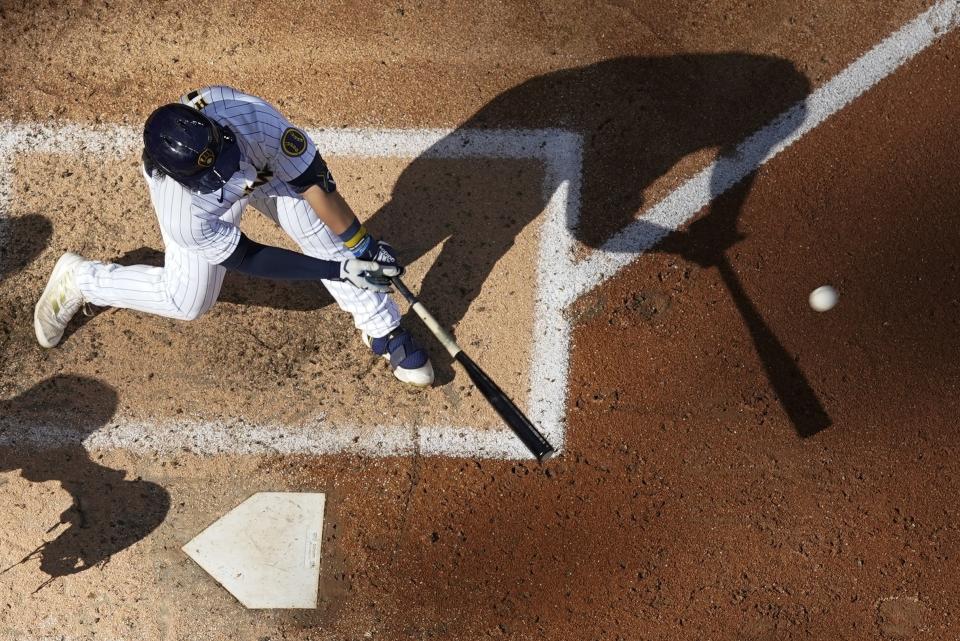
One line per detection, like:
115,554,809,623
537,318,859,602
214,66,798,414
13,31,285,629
142,148,160,179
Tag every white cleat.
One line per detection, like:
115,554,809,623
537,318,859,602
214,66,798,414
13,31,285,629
392,359,435,387
362,329,435,387
34,252,87,348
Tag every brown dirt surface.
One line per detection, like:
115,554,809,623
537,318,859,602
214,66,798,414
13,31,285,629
2,154,541,431
2,1,958,641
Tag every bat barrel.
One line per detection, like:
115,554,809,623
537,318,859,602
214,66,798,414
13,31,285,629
393,276,556,462
454,352,555,462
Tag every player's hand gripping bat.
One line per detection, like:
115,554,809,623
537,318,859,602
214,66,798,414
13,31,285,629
391,277,555,462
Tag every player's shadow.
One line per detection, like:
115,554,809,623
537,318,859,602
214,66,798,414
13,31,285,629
0,375,170,586
365,53,830,437
110,247,334,311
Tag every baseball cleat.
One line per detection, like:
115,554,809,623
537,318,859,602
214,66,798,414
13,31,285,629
363,328,434,387
34,252,87,348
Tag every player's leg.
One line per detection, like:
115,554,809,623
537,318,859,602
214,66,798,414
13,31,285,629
34,243,226,347
72,166,228,323
34,166,228,350
75,240,225,321
253,191,433,386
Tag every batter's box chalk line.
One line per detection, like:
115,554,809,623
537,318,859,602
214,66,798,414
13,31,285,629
1,0,958,460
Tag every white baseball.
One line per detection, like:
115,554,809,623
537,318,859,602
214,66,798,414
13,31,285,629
809,285,838,312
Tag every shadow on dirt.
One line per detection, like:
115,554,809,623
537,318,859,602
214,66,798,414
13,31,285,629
0,375,169,586
365,53,828,436
0,213,52,281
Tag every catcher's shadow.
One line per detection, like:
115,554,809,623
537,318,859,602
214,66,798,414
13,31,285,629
0,375,169,585
365,53,829,436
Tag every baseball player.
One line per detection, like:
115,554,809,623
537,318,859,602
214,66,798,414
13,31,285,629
33,85,434,386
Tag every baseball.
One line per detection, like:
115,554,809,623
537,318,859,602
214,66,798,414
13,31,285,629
809,285,838,312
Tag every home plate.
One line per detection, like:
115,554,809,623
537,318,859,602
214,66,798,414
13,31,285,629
183,492,326,609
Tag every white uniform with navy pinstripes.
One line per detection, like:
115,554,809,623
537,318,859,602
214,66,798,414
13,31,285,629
73,86,399,337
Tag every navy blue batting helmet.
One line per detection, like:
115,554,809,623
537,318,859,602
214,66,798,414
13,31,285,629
142,103,241,194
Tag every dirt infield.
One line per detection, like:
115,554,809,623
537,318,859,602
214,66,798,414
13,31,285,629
2,153,542,431
2,1,958,640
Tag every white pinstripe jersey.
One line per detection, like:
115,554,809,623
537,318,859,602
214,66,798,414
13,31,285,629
152,85,319,265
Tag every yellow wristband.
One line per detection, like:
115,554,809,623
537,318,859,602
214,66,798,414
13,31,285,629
343,224,368,250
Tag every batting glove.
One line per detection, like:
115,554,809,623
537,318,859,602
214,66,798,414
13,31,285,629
340,259,403,292
341,221,402,267
366,240,399,266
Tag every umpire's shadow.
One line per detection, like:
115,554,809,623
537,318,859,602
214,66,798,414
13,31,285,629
0,375,169,586
365,53,830,437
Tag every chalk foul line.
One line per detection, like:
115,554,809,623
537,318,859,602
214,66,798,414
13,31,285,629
570,0,960,301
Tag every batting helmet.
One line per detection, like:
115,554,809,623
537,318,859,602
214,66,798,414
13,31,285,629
142,103,241,194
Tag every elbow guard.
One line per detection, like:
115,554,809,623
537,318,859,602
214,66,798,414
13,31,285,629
287,152,337,194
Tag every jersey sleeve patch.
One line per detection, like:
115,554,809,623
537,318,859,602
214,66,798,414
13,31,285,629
280,128,308,157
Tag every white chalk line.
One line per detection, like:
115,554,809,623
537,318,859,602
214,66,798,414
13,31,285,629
571,0,960,300
2,0,956,458
0,126,581,460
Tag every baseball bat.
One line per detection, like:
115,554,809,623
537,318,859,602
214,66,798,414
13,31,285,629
391,276,555,462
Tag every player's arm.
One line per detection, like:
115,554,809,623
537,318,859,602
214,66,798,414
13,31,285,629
219,234,400,291
289,156,401,266
169,204,396,291
300,185,356,236
271,123,400,265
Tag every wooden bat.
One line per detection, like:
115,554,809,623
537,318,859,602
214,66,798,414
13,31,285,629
391,277,555,462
